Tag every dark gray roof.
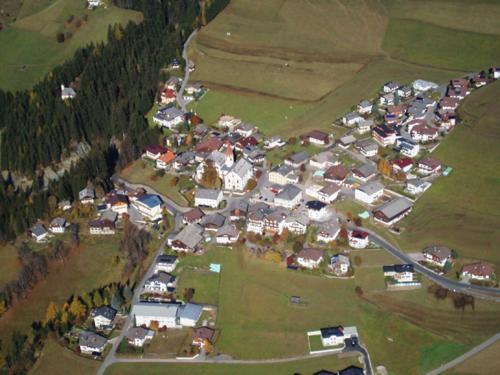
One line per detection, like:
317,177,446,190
287,151,309,164
91,306,117,320
195,188,222,201
79,332,107,349
276,184,302,201
357,181,384,195
31,223,48,236
178,303,202,321
374,197,413,219
126,327,150,341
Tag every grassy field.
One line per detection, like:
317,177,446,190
444,341,500,375
120,160,193,206
0,233,124,355
188,0,500,137
106,355,360,375
395,81,500,269
0,244,19,289
188,89,313,135
30,339,99,375
167,247,500,374
0,0,142,91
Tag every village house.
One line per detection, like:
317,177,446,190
356,119,373,134
283,213,309,235
144,144,169,160
154,254,178,273
144,272,177,293
49,217,66,234
439,96,460,111
383,264,416,283
132,303,179,328
90,306,117,330
126,327,155,347
285,151,309,168
30,223,49,242
165,76,181,90
269,164,299,185
160,87,176,104
338,134,357,149
406,178,431,195
329,254,350,276
309,151,339,170
61,84,76,100
133,194,163,221
387,104,406,118
461,262,495,281
413,79,438,92
418,157,442,175
185,82,203,96
106,193,129,216
324,165,349,184
383,81,400,93
306,183,341,204
178,303,203,327
235,123,257,137
224,158,253,192
357,100,373,114
379,92,395,106
195,137,224,155
235,136,259,151
216,224,240,244
373,197,413,226
396,138,420,158
170,224,204,253
153,107,185,129
58,200,72,211
192,326,215,348
194,189,223,209
79,187,95,205
342,112,363,126
173,151,196,171
264,136,286,150
246,206,267,235
410,125,439,143
422,245,452,267
155,149,176,169
263,209,288,235
316,222,341,243
320,326,358,347
339,366,364,375
306,200,329,220
183,207,205,225
79,332,107,355
391,157,414,174
200,213,225,233
218,115,242,131
397,85,412,98
372,125,397,146
354,180,384,204
348,230,370,249
297,248,324,269
274,184,302,209
352,163,377,182
301,130,330,146
355,139,379,157
89,219,116,235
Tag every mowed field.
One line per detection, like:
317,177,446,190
106,355,359,375
0,0,142,91
444,341,500,375
166,248,500,375
188,0,500,136
396,81,500,269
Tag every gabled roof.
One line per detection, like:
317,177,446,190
137,194,162,208
287,151,309,164
79,332,107,349
275,184,302,201
193,326,215,341
91,306,117,320
357,180,384,195
423,245,451,260
298,248,324,261
195,189,222,201
178,303,202,321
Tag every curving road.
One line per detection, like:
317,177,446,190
351,225,500,302
176,30,198,112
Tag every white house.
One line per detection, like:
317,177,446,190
410,125,439,143
306,183,340,204
126,327,155,348
61,84,76,100
418,157,442,175
383,81,399,93
348,230,370,249
153,107,185,129
194,189,223,209
79,187,95,205
133,194,163,221
406,178,431,195
342,112,363,126
178,303,203,327
144,144,169,160
144,272,176,293
297,248,324,269
283,214,309,235
216,224,240,244
49,217,66,234
269,164,298,185
90,306,117,330
461,262,495,281
306,200,329,220
493,67,500,79
329,254,350,276
132,303,179,329
79,332,107,354
89,219,115,235
413,79,438,92
356,139,379,157
356,119,373,135
224,158,253,192
354,181,384,204
30,224,48,242
320,326,357,346
383,264,416,283
154,254,178,273
274,184,302,209
264,136,286,150
422,245,452,267
397,139,420,158
316,222,340,243
357,100,372,114
218,115,242,131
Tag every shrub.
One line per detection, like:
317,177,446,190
56,33,65,43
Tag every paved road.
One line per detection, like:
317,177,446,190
351,225,500,302
426,333,500,375
176,30,198,112
97,238,169,375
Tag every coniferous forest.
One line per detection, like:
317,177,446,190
0,0,229,242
